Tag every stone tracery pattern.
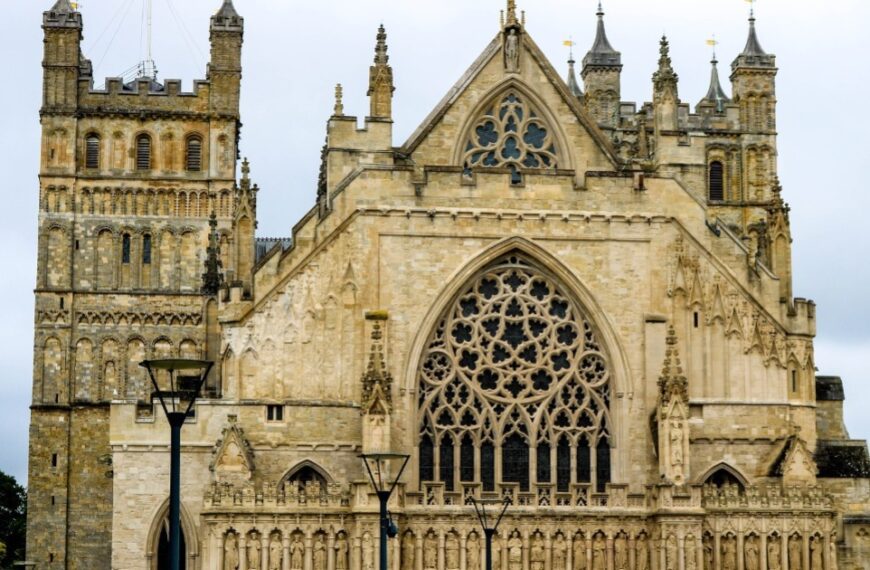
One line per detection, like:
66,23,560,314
417,254,611,492
462,92,559,182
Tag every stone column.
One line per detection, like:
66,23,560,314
239,536,248,570
544,532,552,570
713,534,721,570
803,535,810,570
566,535,573,570
306,533,315,570
585,536,592,570
327,532,336,570
353,535,363,570
284,535,292,570
628,537,635,570
677,535,685,570
781,536,788,570
439,530,446,570
737,534,744,570
606,534,614,570
209,528,220,570
416,534,424,570
658,538,665,570
263,535,271,570
523,531,531,570
460,533,468,570
760,534,768,570
696,535,703,570
394,535,402,570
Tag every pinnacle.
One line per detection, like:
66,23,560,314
374,24,389,66
50,0,75,12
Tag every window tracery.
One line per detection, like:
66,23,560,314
417,254,611,493
462,92,559,184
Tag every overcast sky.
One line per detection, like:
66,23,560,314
0,0,867,485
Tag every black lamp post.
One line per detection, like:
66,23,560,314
360,453,411,570
140,358,213,570
470,497,511,570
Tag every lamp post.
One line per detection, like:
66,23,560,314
470,497,511,570
360,453,411,570
140,358,213,570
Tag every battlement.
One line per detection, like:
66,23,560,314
75,77,213,117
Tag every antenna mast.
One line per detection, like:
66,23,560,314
137,0,158,79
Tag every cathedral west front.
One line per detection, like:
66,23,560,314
27,1,870,569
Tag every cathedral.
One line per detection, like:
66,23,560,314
28,0,870,569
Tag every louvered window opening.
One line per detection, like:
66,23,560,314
122,234,131,264
186,137,202,172
142,234,152,265
709,161,725,201
136,135,152,171
85,135,100,169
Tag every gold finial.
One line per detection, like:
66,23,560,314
334,83,344,116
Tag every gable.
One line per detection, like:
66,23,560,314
401,29,620,183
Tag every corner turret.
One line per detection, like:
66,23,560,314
730,11,777,134
42,0,83,111
581,3,622,127
652,36,679,133
209,0,244,116
697,55,730,114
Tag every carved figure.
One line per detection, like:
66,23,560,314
424,533,438,570
666,535,678,570
313,535,326,570
247,535,261,569
703,536,713,570
508,533,523,570
810,537,823,570
446,533,460,570
614,535,628,570
336,534,349,570
788,536,802,570
636,536,649,570
270,535,283,570
829,536,838,570
224,533,240,570
592,536,605,570
491,537,501,570
552,534,567,570
767,537,781,570
504,29,519,73
291,534,305,570
722,537,737,570
364,534,376,570
403,533,417,570
745,537,760,570
573,536,587,570
685,537,697,570
467,533,481,570
530,535,545,570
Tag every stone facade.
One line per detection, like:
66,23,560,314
26,1,870,569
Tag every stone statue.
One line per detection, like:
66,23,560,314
767,537,781,570
552,534,567,570
291,534,305,570
573,536,587,570
810,537,823,570
614,536,628,570
530,535,545,570
591,536,605,570
788,536,802,570
363,534,376,570
224,533,240,570
508,533,523,570
685,537,697,570
504,29,519,73
722,537,737,570
666,535,678,570
467,533,481,570
403,533,417,570
424,533,438,570
703,537,713,570
270,535,283,570
636,536,649,570
745,537,760,570
829,535,838,570
247,535,261,570
313,535,326,570
446,533,460,570
336,534,349,570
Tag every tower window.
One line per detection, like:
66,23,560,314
85,134,100,169
709,161,724,201
51,453,58,468
266,405,284,422
142,234,152,264
136,135,152,171
694,312,700,328
186,136,203,172
122,234,131,264
792,370,798,393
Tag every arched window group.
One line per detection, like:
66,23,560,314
82,131,206,172
417,254,612,494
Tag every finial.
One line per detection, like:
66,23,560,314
597,1,604,17
241,157,250,179
706,36,718,63
374,23,389,66
505,0,518,27
334,83,344,116
746,0,756,20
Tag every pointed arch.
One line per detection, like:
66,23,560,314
144,497,199,570
697,461,748,489
279,459,335,488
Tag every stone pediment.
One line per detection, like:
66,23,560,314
768,435,818,484
210,415,255,482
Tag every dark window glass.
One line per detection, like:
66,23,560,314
419,435,434,482
705,469,744,491
136,135,152,170
481,442,495,491
122,234,131,264
595,439,611,493
577,439,591,483
142,234,152,264
266,405,283,422
556,438,571,492
186,136,202,172
85,135,100,169
439,436,455,491
157,520,187,570
536,443,550,483
502,433,529,491
460,434,475,482
709,161,724,201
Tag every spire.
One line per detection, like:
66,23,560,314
211,0,243,31
582,2,621,71
701,56,730,112
368,24,394,118
373,23,389,66
567,56,583,97
732,11,775,69
658,325,688,406
742,12,766,56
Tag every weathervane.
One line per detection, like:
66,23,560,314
706,35,719,61
745,0,756,18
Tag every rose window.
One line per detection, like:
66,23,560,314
417,254,612,494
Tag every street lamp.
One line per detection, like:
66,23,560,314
360,453,411,570
140,358,213,570
470,497,511,570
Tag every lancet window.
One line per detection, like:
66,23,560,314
462,92,559,184
417,254,612,495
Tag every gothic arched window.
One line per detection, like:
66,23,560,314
708,161,724,201
417,253,612,495
185,135,202,172
136,134,152,171
462,92,560,184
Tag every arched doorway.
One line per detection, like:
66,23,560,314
146,499,198,570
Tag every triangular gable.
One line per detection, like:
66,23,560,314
400,30,621,171
210,415,255,482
